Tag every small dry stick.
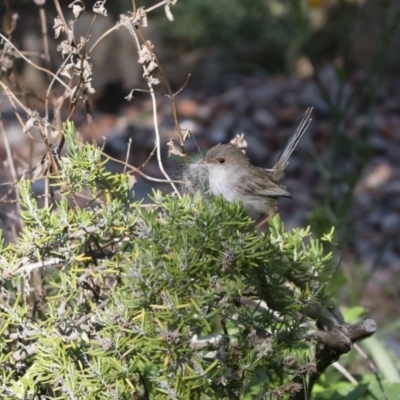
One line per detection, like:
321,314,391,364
123,138,133,174
0,105,22,235
123,17,181,197
354,343,388,400
332,362,358,385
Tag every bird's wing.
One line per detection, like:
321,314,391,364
237,168,291,198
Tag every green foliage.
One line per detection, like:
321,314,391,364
0,123,359,399
159,0,311,73
313,379,400,400
163,0,274,46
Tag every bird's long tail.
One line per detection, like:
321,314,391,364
272,107,313,180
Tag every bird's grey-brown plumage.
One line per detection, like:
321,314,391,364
202,108,312,221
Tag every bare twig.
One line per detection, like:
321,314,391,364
172,73,191,97
331,362,358,385
138,144,157,170
0,33,70,90
3,0,13,34
0,104,22,234
147,81,181,197
38,3,51,67
121,16,181,196
135,27,187,163
89,0,175,54
354,343,388,400
123,137,133,174
52,0,69,32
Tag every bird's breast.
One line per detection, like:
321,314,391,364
207,166,238,202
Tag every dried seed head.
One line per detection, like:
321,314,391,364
222,249,235,272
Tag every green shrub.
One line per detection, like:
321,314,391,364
0,125,374,399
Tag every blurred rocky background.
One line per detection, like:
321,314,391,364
1,0,400,358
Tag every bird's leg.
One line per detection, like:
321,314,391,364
254,200,279,229
254,212,276,229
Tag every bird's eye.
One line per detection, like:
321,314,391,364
217,158,225,164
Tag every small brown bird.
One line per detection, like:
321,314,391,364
201,108,313,227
